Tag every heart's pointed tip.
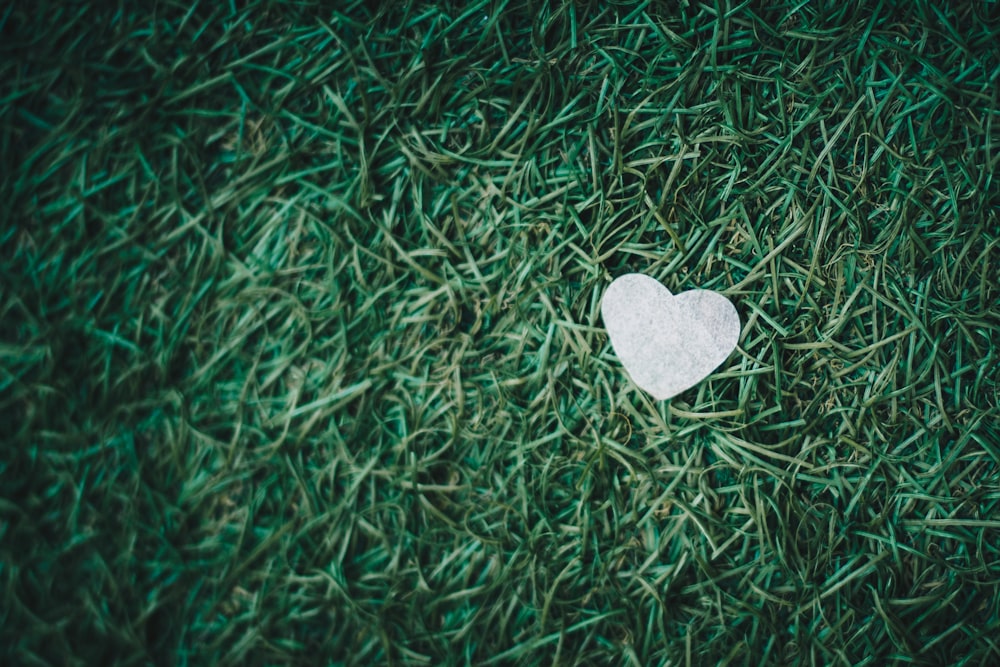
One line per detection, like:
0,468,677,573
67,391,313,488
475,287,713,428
641,379,690,401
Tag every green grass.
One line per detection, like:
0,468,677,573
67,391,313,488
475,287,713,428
2,0,1000,665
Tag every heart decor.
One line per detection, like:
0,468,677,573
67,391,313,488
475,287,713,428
601,273,740,400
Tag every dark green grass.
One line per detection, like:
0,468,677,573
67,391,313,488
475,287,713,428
2,0,1000,665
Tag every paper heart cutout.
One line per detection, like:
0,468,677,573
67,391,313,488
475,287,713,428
601,273,740,400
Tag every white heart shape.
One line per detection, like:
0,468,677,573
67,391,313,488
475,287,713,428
601,273,740,400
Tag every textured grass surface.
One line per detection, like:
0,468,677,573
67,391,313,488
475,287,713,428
3,1,1000,665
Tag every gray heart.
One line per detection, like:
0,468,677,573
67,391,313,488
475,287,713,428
601,273,740,400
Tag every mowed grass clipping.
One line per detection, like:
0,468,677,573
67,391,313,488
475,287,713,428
2,1,1000,665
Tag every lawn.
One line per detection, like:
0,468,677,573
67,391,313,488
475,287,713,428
2,1,1000,665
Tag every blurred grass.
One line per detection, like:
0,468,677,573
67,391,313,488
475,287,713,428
2,0,1000,665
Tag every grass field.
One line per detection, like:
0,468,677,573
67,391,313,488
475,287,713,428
3,1,1000,665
